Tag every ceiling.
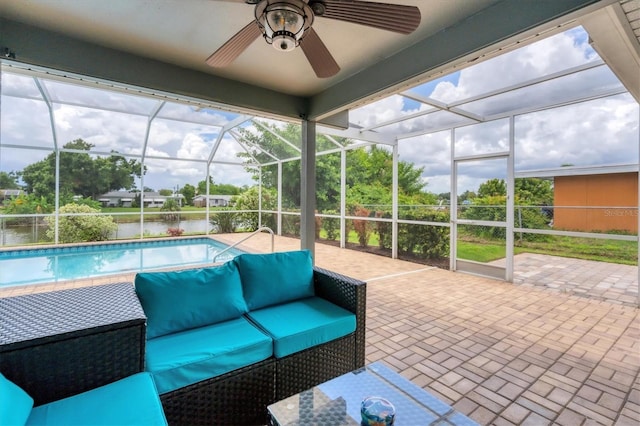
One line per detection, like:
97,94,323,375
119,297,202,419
0,0,500,96
0,0,634,124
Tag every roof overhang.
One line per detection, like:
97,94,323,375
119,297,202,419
580,2,640,102
0,0,618,124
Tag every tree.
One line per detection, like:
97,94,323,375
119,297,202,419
474,177,553,206
158,189,173,196
477,178,506,198
46,203,117,243
180,183,196,205
20,139,143,202
233,186,277,231
458,190,476,204
160,198,181,221
3,194,52,224
0,171,20,189
196,177,242,196
346,145,425,196
237,123,427,212
515,178,553,206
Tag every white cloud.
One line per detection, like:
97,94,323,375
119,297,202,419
390,27,638,194
2,26,638,199
176,133,210,160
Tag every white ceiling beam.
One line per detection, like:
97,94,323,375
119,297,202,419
581,3,640,102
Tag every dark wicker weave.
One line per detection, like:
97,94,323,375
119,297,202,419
158,266,366,425
275,267,366,400
0,267,365,425
160,358,275,426
0,283,146,405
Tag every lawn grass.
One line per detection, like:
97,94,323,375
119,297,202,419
516,236,638,265
102,206,208,222
457,241,505,263
457,235,637,265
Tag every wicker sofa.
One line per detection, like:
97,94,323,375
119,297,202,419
0,251,366,426
135,250,367,426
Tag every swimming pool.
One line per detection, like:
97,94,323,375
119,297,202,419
0,237,246,287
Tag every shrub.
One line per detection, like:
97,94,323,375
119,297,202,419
260,212,277,232
233,186,277,231
46,203,117,243
352,206,371,247
282,214,300,236
398,209,449,259
462,195,552,242
3,194,52,224
210,209,237,233
375,210,392,249
167,227,184,237
160,198,181,221
322,210,340,241
514,205,553,242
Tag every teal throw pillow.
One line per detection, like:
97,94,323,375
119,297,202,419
0,372,33,426
234,250,314,310
135,262,248,339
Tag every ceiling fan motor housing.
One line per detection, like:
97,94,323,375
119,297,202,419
255,0,314,51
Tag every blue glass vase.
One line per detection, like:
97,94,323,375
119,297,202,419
361,396,395,425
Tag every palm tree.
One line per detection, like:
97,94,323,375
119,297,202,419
160,198,181,221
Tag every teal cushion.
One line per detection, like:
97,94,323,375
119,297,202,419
247,296,356,358
234,250,314,310
0,373,33,426
135,262,248,338
27,373,167,425
146,317,273,394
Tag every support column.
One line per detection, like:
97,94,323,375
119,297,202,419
340,149,346,249
506,116,515,282
54,151,60,244
258,166,263,229
278,161,283,235
300,119,316,261
392,144,399,259
450,128,457,271
205,164,210,234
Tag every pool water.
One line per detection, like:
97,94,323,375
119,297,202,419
0,238,245,287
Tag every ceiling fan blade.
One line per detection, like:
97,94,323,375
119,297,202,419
322,0,421,34
206,21,262,67
300,27,340,78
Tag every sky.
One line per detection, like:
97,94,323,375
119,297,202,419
1,26,638,196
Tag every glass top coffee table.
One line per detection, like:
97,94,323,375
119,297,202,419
267,362,479,425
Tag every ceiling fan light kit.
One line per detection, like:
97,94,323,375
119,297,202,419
255,0,314,51
207,0,420,78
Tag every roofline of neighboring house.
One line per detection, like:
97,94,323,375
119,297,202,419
516,163,638,178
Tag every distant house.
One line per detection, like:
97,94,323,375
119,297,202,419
519,165,638,233
192,195,233,208
0,189,25,201
98,191,184,208
554,171,638,233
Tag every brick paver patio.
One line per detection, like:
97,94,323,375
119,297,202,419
491,253,639,307
218,234,640,425
1,234,638,425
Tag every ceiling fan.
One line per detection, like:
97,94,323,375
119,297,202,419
206,0,421,78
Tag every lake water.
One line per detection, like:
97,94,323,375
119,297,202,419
0,219,211,246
